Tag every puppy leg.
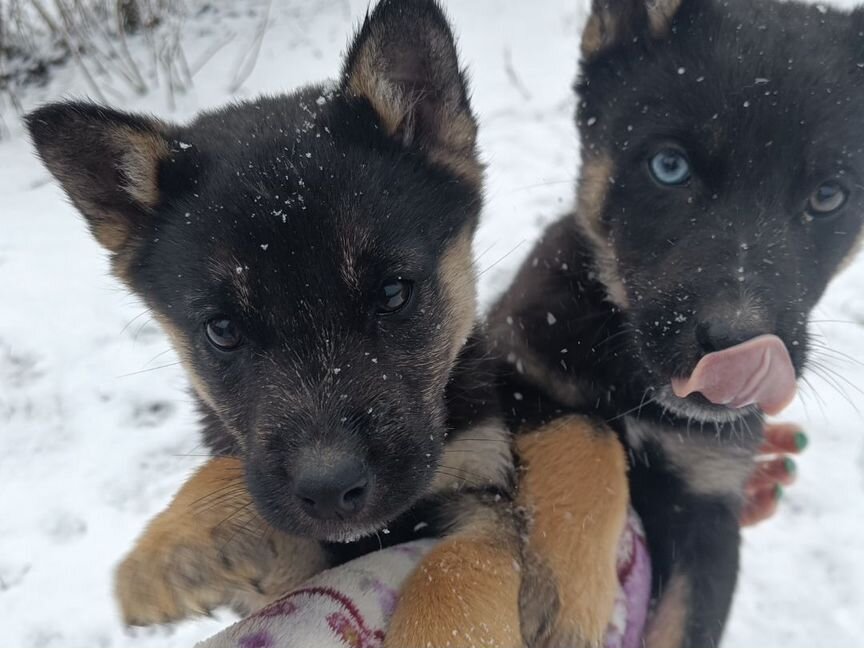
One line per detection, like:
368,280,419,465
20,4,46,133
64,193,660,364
635,490,741,648
516,416,629,648
384,494,523,648
116,457,329,626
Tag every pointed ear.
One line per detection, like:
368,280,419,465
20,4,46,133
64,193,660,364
581,0,686,59
25,101,175,255
341,0,481,186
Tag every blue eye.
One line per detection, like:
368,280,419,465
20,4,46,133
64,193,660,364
807,180,848,217
649,149,691,186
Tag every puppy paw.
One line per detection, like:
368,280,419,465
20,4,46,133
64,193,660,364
115,458,327,626
516,417,630,647
116,511,272,625
384,535,522,648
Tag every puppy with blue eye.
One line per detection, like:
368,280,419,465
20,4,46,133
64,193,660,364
490,0,864,646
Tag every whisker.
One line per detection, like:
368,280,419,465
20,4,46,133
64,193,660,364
434,468,485,488
143,347,176,368
119,309,152,336
116,361,182,378
477,240,526,278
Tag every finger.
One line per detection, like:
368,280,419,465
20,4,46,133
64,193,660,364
740,485,782,527
746,457,797,493
760,423,808,455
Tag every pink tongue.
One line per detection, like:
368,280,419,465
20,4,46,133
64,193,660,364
671,335,797,416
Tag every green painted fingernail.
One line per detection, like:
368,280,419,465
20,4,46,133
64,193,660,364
774,484,784,501
784,457,797,477
794,431,809,451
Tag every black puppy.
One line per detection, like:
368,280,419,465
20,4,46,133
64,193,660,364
490,0,864,646
25,1,538,645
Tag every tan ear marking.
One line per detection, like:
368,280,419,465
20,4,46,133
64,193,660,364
345,40,408,137
111,126,171,209
581,10,621,58
647,0,685,36
343,17,482,186
581,0,685,58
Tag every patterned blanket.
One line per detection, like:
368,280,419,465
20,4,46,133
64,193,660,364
198,511,651,648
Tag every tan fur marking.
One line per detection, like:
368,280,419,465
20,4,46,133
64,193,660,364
87,125,169,262
575,155,630,307
431,420,512,494
626,418,754,498
116,457,328,625
439,227,478,361
644,570,690,648
148,311,233,435
581,0,684,58
345,36,482,186
838,229,864,274
108,239,139,285
112,127,170,208
429,135,485,189
581,11,618,58
385,513,521,648
507,345,593,408
98,220,137,255
647,0,685,37
346,39,406,136
516,417,629,646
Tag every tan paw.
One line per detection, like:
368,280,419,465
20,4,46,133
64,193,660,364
384,533,522,648
515,417,629,647
115,457,328,626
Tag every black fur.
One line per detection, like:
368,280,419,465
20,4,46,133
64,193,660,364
491,0,864,645
26,0,492,544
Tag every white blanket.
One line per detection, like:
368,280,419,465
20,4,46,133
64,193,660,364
198,511,651,648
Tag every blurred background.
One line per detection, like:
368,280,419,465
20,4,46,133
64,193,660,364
0,0,862,645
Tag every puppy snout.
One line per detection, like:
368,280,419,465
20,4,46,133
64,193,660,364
695,312,769,354
293,453,371,521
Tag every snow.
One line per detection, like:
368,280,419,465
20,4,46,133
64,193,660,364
1,0,862,646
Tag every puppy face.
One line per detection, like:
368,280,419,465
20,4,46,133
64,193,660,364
27,0,482,541
576,0,864,421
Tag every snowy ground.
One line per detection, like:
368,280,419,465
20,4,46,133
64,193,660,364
1,1,863,646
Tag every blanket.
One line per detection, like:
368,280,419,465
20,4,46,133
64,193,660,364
198,510,650,648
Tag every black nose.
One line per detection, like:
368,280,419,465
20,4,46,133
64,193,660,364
293,455,370,521
696,319,764,354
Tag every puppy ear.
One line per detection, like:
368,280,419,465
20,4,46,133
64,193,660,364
26,101,175,255
581,0,687,59
341,0,480,185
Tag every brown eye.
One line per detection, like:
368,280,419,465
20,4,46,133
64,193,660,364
376,278,414,315
807,181,848,217
205,318,242,350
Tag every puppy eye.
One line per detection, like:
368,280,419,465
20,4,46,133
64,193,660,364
807,180,848,217
649,148,691,186
376,278,414,315
205,318,243,351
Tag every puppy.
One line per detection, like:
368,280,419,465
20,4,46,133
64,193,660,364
489,0,864,646
27,1,629,646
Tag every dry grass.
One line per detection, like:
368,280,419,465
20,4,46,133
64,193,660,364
0,0,200,133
